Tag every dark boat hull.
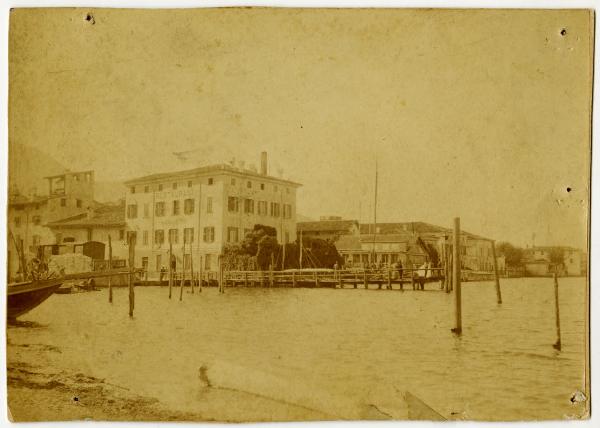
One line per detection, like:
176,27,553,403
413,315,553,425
7,278,63,320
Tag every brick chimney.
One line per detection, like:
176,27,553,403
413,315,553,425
260,151,268,175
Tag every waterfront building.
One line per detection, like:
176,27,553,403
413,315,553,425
522,246,586,276
297,217,359,241
123,152,301,274
7,170,95,281
300,219,497,271
45,201,128,261
358,222,495,271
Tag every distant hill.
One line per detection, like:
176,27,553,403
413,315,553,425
8,144,68,196
8,144,126,203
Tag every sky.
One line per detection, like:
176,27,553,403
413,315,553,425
8,8,592,248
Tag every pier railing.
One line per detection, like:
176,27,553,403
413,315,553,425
222,268,447,289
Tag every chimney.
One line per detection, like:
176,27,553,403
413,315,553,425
260,151,268,175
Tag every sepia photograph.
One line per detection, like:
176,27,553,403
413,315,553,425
3,4,594,423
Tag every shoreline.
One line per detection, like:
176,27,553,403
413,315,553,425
7,341,211,422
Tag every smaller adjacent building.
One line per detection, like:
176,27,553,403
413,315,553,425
522,246,586,277
45,202,128,261
297,217,359,241
299,219,498,271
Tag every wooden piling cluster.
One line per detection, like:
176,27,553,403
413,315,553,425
446,217,503,336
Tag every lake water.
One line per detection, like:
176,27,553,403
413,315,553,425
7,277,588,421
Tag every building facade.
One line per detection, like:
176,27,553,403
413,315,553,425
45,202,128,261
522,246,586,276
297,217,359,241
302,219,498,272
7,171,95,281
123,154,301,274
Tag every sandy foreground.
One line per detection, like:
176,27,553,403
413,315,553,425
6,335,341,422
7,340,211,422
7,335,445,422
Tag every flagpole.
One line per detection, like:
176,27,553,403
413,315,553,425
371,158,378,265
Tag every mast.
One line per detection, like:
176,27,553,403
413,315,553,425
371,158,378,264
299,229,303,269
281,189,285,269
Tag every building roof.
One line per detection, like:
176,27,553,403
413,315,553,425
8,193,55,207
297,220,358,233
360,222,448,235
359,233,414,243
124,163,302,187
44,170,94,180
360,222,490,241
523,246,581,253
46,203,125,228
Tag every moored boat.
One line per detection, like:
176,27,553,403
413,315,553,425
7,278,63,321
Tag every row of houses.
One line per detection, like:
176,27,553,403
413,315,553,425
6,153,586,281
297,217,587,276
521,246,586,277
297,217,502,272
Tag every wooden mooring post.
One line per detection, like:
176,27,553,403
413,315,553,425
179,243,185,301
189,243,195,294
292,271,296,288
443,242,449,293
387,269,392,290
128,234,136,318
218,255,224,293
553,272,562,351
491,240,502,304
168,242,173,299
108,235,113,303
363,270,368,289
451,217,462,335
198,255,203,291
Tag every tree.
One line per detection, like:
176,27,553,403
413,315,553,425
300,237,344,269
222,243,255,271
548,247,565,271
496,242,524,267
240,224,277,257
223,224,344,271
256,235,279,270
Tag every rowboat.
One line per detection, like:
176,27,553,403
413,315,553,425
7,278,63,321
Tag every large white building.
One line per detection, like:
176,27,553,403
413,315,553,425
123,153,301,274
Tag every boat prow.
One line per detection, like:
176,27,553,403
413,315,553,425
7,278,63,321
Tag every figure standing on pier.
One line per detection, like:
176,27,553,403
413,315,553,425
396,260,403,279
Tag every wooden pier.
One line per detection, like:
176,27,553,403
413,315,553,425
222,268,446,291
